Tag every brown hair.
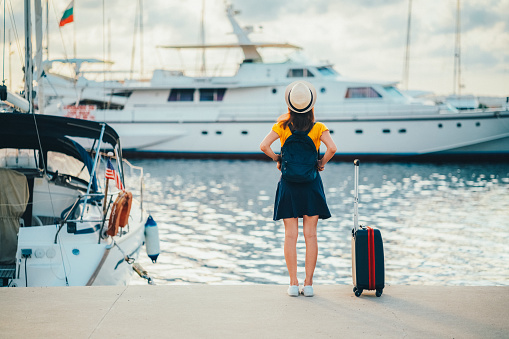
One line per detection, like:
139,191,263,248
277,108,315,131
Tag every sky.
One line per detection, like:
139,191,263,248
5,0,509,97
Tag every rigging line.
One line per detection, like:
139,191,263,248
55,225,70,286
50,0,79,100
3,0,6,84
49,0,70,64
7,0,24,66
31,113,57,218
102,0,106,119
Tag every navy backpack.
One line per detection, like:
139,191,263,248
281,124,318,183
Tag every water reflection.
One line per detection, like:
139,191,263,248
128,160,509,286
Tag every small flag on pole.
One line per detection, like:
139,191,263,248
59,1,74,27
106,159,125,191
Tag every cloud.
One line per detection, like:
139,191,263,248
4,0,509,96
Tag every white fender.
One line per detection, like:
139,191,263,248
144,215,160,263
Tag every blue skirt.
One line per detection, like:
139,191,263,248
273,173,331,221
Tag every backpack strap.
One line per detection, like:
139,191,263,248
305,122,317,135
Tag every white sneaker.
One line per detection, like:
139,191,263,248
301,285,314,297
287,285,299,297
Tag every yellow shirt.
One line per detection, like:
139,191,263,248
272,121,329,151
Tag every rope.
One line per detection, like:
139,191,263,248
55,225,70,286
7,0,24,66
111,239,155,285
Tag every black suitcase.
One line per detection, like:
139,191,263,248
351,159,385,297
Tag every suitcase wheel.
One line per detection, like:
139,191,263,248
353,287,362,297
376,289,383,297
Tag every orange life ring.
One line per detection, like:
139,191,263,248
107,191,133,237
118,191,132,228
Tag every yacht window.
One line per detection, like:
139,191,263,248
0,149,39,169
199,88,226,102
383,129,390,134
202,131,208,135
317,66,338,76
112,91,133,97
399,129,407,133
383,86,404,98
47,152,90,182
345,87,382,99
287,68,314,78
241,131,248,135
168,89,195,102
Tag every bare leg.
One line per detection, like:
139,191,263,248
283,218,299,286
303,215,319,286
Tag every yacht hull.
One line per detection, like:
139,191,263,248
108,112,509,160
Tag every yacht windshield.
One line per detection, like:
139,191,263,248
47,152,90,182
383,86,404,98
317,66,338,77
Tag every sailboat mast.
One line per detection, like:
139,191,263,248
8,30,12,89
453,0,461,96
200,0,206,76
24,0,33,113
403,0,412,90
73,0,77,60
140,0,144,78
130,0,139,80
45,0,49,59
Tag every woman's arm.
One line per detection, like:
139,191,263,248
318,130,337,171
260,130,281,162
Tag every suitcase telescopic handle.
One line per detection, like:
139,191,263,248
353,159,359,232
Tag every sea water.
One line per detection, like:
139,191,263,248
128,159,509,286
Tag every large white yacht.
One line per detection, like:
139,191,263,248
37,5,509,160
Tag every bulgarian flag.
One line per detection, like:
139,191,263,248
59,1,74,27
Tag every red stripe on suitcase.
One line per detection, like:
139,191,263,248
367,227,375,290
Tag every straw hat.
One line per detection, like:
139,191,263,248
284,80,317,114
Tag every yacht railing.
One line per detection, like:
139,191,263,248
122,158,144,221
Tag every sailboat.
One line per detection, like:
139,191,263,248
34,3,509,160
0,0,156,287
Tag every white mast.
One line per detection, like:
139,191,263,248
139,0,144,78
402,0,412,90
24,0,33,113
8,29,12,90
453,0,461,96
200,0,206,75
45,0,49,59
35,0,44,113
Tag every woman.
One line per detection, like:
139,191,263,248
260,80,337,297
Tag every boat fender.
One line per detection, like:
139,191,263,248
107,191,132,236
144,215,160,263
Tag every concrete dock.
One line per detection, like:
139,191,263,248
1,285,508,338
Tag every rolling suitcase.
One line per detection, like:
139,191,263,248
351,159,385,297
